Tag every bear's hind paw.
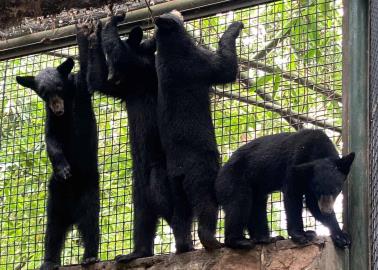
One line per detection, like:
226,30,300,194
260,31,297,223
81,257,99,266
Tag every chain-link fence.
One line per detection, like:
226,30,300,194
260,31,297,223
371,0,378,267
0,0,343,268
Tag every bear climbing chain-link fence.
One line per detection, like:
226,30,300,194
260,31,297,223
0,0,343,268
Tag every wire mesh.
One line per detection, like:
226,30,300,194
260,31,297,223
0,0,343,268
371,0,378,267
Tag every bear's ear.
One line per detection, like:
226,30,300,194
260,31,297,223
293,162,313,178
155,16,175,30
57,58,75,76
16,76,37,90
127,26,143,47
169,10,184,22
336,152,355,175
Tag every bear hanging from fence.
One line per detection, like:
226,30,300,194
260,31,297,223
154,10,244,251
86,15,175,264
216,129,355,250
16,24,100,269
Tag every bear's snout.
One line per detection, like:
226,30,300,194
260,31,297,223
49,95,64,116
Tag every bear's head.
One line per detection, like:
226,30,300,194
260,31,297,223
16,58,75,117
293,152,355,215
155,10,184,33
126,26,156,56
105,26,156,85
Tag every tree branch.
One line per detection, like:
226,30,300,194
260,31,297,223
247,85,304,131
246,25,304,130
191,24,303,130
245,60,342,102
252,25,293,60
211,88,341,133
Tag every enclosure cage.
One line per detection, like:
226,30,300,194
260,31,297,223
0,0,371,269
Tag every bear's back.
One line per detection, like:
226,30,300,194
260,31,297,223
221,129,338,192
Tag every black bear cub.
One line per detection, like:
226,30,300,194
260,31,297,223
216,129,354,250
155,10,243,251
16,25,99,270
86,15,172,264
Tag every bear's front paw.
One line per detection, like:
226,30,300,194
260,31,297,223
94,19,103,37
39,261,59,270
331,231,351,248
76,19,93,39
105,13,126,29
89,20,102,48
56,164,72,180
227,22,244,38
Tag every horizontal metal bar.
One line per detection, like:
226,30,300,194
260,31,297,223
0,0,274,61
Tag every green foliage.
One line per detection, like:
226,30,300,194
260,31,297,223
0,0,343,268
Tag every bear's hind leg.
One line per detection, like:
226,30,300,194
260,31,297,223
196,196,222,250
116,199,158,264
184,169,222,251
77,191,100,266
169,175,194,254
150,166,173,223
223,197,254,250
41,215,70,269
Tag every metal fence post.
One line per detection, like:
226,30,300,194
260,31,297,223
343,0,369,268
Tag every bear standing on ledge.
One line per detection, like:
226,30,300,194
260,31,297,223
155,10,243,251
216,129,354,249
86,16,173,264
16,24,100,270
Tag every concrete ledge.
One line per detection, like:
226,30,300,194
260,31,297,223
61,237,345,270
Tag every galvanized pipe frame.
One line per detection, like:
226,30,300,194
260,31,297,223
0,0,274,61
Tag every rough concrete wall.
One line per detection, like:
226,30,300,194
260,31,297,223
0,0,123,27
61,237,345,270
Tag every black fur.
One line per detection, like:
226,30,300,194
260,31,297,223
16,25,99,269
215,129,355,249
87,16,173,264
155,12,243,251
